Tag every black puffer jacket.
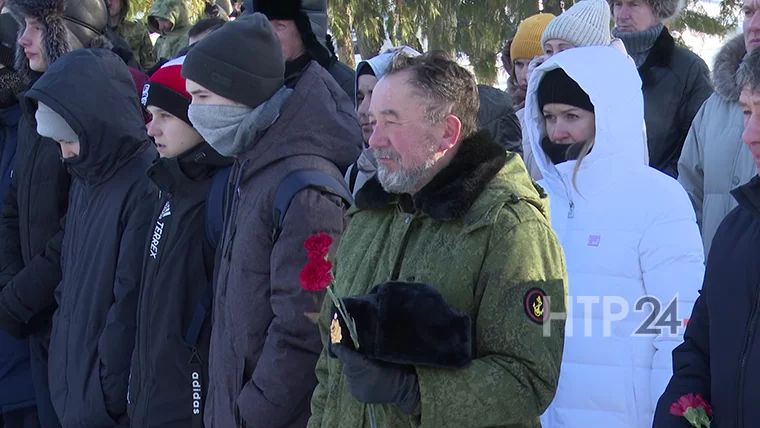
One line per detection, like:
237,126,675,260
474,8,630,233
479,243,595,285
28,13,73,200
639,27,713,178
654,176,760,427
0,0,115,338
25,49,156,427
128,142,232,428
477,84,522,154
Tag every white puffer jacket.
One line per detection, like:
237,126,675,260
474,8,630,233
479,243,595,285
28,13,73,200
524,46,705,428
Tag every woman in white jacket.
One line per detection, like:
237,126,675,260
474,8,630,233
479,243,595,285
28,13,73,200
525,46,705,427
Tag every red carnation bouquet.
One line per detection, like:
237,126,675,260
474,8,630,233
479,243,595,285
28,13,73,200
299,233,378,427
669,393,712,427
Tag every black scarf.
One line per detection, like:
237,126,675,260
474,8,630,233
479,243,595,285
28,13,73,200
541,137,591,165
0,69,24,109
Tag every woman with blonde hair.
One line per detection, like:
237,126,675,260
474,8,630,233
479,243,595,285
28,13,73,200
524,46,704,427
520,0,622,179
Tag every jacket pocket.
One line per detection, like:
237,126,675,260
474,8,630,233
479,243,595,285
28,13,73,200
79,360,119,427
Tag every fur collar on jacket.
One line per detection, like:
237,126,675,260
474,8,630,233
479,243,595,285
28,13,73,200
7,0,111,85
712,34,746,102
354,131,508,220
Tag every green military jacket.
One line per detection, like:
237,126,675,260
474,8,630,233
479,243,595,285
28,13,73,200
147,0,191,62
116,20,154,71
308,132,568,428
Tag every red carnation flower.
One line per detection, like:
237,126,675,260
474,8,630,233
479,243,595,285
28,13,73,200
693,395,712,418
304,232,333,260
670,393,713,427
299,258,334,291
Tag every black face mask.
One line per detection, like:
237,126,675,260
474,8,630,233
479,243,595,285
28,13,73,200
0,68,24,109
541,136,591,165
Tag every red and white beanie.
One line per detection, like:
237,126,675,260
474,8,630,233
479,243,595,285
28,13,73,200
141,56,192,125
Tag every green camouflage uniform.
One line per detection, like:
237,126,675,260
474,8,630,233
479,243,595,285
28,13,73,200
116,20,154,71
147,0,191,62
307,134,568,428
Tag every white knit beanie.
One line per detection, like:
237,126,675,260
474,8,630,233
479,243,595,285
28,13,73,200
541,0,612,49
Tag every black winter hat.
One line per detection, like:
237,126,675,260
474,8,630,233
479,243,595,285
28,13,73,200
6,0,111,83
537,68,594,113
328,281,473,369
0,13,19,70
181,13,284,109
242,0,332,66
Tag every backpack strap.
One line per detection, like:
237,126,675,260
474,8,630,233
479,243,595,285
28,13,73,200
182,166,232,351
205,166,232,250
272,169,354,243
348,164,360,194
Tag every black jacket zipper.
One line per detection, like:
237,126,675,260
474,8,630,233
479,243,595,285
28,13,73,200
389,210,415,281
736,282,760,427
135,192,172,421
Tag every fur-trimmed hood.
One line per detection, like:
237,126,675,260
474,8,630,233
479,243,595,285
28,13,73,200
6,0,111,85
712,33,746,102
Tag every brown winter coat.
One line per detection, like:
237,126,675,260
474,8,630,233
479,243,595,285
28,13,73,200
204,61,362,428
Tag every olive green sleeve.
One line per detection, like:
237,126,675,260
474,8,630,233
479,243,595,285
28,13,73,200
137,27,155,71
307,341,329,427
415,219,567,427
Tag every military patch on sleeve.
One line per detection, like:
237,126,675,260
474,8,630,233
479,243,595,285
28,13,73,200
524,288,548,324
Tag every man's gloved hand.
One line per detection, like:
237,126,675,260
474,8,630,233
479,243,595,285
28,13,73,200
330,343,421,415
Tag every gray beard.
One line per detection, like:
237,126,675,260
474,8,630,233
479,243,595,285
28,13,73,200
376,154,437,195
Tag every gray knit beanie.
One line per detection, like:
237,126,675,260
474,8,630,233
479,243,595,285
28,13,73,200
541,0,612,49
181,13,284,109
36,102,78,142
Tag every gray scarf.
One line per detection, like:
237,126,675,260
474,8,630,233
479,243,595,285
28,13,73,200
613,23,664,67
188,86,293,157
356,147,377,175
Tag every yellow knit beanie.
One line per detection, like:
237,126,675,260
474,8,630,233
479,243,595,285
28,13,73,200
511,13,556,61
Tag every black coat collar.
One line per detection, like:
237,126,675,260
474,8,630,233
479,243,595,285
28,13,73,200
640,26,675,70
147,142,233,194
354,131,507,220
732,175,760,219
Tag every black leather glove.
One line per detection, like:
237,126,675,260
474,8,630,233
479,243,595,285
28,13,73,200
331,343,421,415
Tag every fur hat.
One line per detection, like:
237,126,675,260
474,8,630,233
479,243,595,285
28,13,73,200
608,0,685,22
0,13,19,69
328,282,473,369
6,0,111,84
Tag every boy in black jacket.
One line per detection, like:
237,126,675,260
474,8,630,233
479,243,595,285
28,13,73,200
127,55,232,428
26,48,156,427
